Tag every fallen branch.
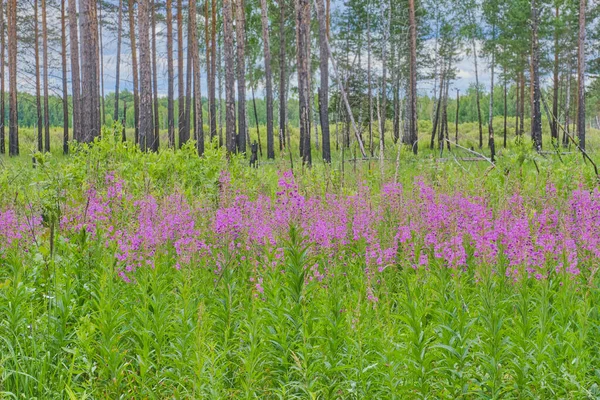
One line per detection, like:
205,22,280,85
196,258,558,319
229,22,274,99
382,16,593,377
444,138,494,165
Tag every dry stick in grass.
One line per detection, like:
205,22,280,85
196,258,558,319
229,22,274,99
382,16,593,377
313,0,366,158
444,138,494,165
541,91,599,179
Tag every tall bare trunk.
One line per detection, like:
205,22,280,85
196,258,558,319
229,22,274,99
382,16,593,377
515,76,519,137
177,0,185,147
7,0,16,155
61,0,69,154
366,2,373,155
210,0,217,141
218,30,223,146
430,68,444,149
114,0,123,123
260,0,275,159
407,0,418,154
564,62,571,146
472,43,483,148
68,0,81,142
151,0,159,150
42,0,50,151
98,2,105,127
551,4,560,142
138,0,153,151
183,1,192,145
235,0,247,153
296,0,311,165
455,89,459,143
278,0,286,151
531,0,542,151
204,0,211,142
489,41,495,161
467,9,483,149
379,0,390,151
316,0,330,162
129,0,140,144
392,47,400,145
0,0,4,154
166,0,175,147
190,0,204,155
519,70,525,136
223,0,237,154
35,0,43,152
503,73,507,148
80,0,101,142
577,0,586,150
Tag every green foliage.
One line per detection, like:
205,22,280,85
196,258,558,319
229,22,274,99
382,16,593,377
1,134,600,398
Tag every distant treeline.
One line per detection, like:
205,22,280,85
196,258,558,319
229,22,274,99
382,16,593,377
9,84,600,129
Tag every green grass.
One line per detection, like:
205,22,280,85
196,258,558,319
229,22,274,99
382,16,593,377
1,124,600,398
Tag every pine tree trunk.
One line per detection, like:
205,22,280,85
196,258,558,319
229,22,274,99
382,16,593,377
138,0,153,151
472,38,483,148
122,100,127,141
564,62,571,147
210,0,217,142
551,4,560,142
183,4,192,145
1,0,6,154
393,47,400,145
407,0,418,154
204,0,211,141
278,0,286,151
455,89,459,144
68,0,81,142
296,0,311,165
166,0,175,147
441,77,449,151
128,0,140,144
577,0,586,150
114,0,123,123
379,0,390,151
515,76,519,137
503,74,507,148
252,85,262,156
177,0,185,147
367,3,373,155
7,0,17,155
42,0,50,151
223,0,237,154
80,0,101,142
260,0,275,159
316,0,330,162
190,0,204,155
531,0,542,151
235,0,247,154
519,71,525,136
430,68,444,149
489,44,495,162
98,2,105,127
151,0,160,150
61,0,69,154
217,30,223,147
35,0,43,152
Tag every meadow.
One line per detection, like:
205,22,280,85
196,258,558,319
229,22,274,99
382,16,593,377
1,125,600,398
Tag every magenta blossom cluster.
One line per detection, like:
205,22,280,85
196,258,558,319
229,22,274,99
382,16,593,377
6,171,599,297
0,208,41,255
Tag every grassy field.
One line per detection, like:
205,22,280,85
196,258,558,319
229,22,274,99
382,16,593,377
1,124,600,398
